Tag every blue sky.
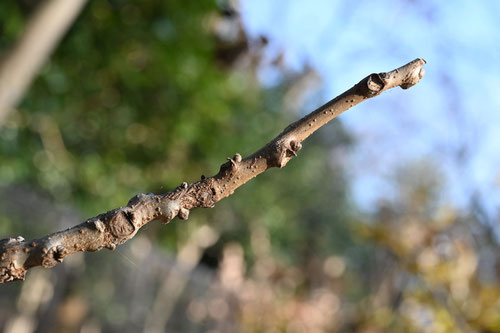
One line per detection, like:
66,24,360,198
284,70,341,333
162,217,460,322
240,0,500,218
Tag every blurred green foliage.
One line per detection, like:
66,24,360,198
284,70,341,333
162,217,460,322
8,2,498,333
0,0,353,265
0,2,361,330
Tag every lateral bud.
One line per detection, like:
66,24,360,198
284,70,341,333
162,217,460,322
128,193,147,207
226,153,242,169
94,220,106,233
290,140,302,153
178,208,190,220
105,243,117,251
366,73,385,94
2,236,25,245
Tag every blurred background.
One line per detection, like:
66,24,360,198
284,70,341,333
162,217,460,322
0,0,499,332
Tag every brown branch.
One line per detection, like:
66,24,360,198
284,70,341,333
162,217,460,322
0,58,426,283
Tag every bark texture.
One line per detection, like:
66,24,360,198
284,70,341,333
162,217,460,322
0,59,426,283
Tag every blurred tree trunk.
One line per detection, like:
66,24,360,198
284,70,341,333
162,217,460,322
0,0,87,126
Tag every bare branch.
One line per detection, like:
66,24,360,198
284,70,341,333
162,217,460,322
0,0,88,126
0,58,426,283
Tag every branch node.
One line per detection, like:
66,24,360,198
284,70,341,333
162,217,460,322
178,208,190,220
290,140,302,153
42,248,59,268
419,68,425,79
159,199,182,224
401,67,426,89
2,236,24,245
108,210,136,239
226,154,241,168
55,245,66,262
105,243,117,251
127,193,148,207
366,73,385,94
94,220,106,233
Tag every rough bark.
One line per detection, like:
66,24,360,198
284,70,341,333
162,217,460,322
0,58,426,283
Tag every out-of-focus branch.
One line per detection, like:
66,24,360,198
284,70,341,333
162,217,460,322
0,58,426,283
0,0,88,126
144,226,220,333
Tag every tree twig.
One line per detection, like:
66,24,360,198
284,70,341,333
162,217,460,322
0,58,426,283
